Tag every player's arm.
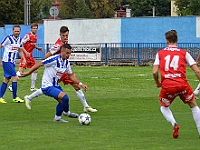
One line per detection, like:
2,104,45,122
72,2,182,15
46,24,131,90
21,62,43,77
152,53,161,87
0,44,3,49
191,64,200,80
68,73,88,91
18,47,26,65
196,54,200,65
152,65,161,88
45,44,60,58
45,51,52,58
35,45,43,51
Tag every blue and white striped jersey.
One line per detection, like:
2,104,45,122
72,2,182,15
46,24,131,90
0,34,22,63
41,54,72,88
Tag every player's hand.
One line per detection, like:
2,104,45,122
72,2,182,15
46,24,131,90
37,47,43,51
156,82,162,88
81,84,88,92
26,52,31,57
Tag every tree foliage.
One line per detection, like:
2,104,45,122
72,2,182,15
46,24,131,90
87,0,123,18
174,0,200,16
59,0,122,18
125,0,171,17
0,0,24,26
0,0,47,27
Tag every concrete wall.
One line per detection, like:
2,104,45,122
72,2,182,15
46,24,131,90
0,16,199,45
121,16,199,43
44,18,121,44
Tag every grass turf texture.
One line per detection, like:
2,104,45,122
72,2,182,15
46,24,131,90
0,66,200,150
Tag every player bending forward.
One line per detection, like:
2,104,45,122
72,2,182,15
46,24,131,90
22,44,83,122
24,26,97,113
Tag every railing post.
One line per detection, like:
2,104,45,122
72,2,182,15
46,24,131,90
137,43,140,66
104,43,108,65
45,44,49,57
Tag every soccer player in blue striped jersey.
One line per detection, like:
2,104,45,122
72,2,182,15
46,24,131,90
0,25,27,103
21,44,85,122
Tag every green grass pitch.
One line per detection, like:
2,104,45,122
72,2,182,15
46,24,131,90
0,66,200,150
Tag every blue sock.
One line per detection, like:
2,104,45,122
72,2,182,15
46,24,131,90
0,82,7,98
12,82,17,99
56,103,63,116
61,95,69,112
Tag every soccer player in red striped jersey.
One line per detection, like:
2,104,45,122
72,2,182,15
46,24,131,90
24,26,97,113
153,30,200,139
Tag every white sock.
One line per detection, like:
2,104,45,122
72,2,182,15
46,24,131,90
31,72,37,89
76,90,89,108
160,106,176,126
28,88,43,100
191,106,200,135
54,115,61,120
194,83,200,95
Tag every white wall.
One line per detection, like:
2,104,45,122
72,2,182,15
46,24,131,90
196,17,200,38
44,18,121,44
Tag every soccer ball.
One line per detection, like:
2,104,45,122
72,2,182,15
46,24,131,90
78,113,91,125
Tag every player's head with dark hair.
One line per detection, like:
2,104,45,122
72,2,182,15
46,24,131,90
13,25,21,31
61,44,72,60
165,30,178,44
31,23,38,29
60,26,69,43
62,44,72,50
12,25,21,38
60,26,69,33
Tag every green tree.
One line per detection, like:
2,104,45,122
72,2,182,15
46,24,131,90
59,0,76,18
88,0,123,18
0,0,47,27
0,0,24,26
40,0,52,18
74,0,92,18
174,0,200,16
30,0,47,23
125,0,170,17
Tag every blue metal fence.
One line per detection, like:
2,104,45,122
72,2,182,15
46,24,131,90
0,43,200,66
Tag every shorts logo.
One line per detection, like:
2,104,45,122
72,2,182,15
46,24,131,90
160,98,170,105
185,93,194,102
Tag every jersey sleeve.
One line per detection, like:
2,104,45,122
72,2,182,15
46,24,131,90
49,44,61,55
1,36,9,47
186,52,196,66
153,53,159,65
22,34,30,44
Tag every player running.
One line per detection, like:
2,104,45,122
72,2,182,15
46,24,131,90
24,26,97,113
22,44,83,122
153,30,200,138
